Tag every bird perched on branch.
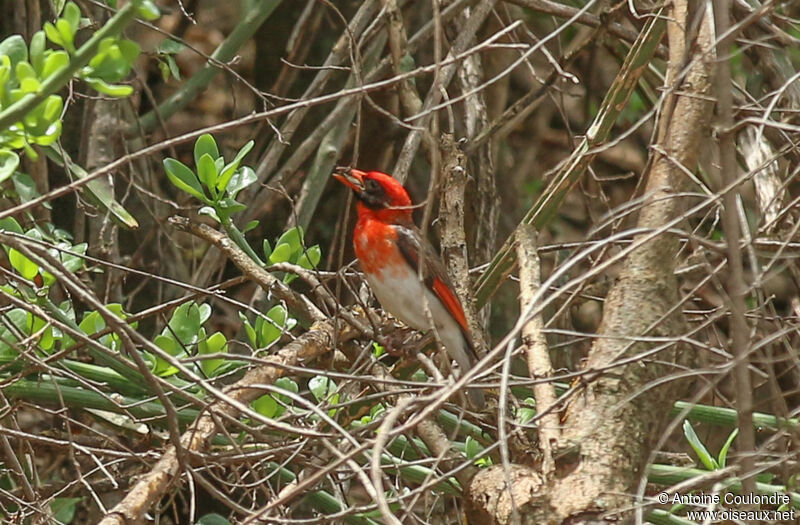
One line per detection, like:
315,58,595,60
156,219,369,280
333,166,485,408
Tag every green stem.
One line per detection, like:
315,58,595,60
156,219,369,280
43,297,152,393
222,219,264,265
0,354,146,396
265,462,381,524
3,378,200,424
0,2,139,132
134,0,282,133
672,401,797,431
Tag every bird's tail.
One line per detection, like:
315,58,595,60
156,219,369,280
455,333,485,409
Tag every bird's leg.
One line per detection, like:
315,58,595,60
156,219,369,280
379,325,424,357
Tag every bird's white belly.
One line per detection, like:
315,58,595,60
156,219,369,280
365,264,467,369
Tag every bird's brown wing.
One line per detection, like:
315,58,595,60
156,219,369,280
392,225,479,362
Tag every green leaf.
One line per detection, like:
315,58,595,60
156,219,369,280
29,31,45,73
194,134,220,165
239,313,256,347
262,239,272,261
0,308,27,356
42,95,64,123
196,153,218,193
266,304,286,328
152,335,180,376
135,0,161,21
0,35,28,67
85,77,133,97
154,334,180,356
717,428,738,468
53,0,67,15
257,304,286,347
516,398,536,425
27,313,54,351
63,2,81,34
242,220,259,233
156,38,184,55
683,420,718,471
51,496,81,525
117,39,140,64
276,226,303,258
251,394,278,418
217,140,254,192
0,217,23,235
298,245,321,270
157,59,171,82
10,170,40,203
411,368,428,383
19,76,40,93
8,248,39,280
165,55,180,80
309,375,336,402
275,377,299,399
79,310,105,335
58,242,87,273
41,51,69,79
216,198,246,215
167,302,202,346
44,22,65,48
272,377,298,417
198,303,212,324
198,331,227,376
0,150,20,184
55,18,76,52
43,146,137,228
198,206,221,223
163,158,206,201
16,60,36,81
268,242,292,264
465,436,483,459
66,156,136,227
225,166,256,198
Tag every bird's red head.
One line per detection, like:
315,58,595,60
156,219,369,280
333,167,413,225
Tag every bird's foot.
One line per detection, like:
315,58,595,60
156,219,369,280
379,327,423,357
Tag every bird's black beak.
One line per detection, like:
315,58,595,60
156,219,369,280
332,166,366,193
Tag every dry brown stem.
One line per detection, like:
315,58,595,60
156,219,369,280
516,225,559,475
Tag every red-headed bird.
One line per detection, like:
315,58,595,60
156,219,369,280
333,167,485,408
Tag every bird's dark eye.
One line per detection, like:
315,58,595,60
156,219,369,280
359,178,387,209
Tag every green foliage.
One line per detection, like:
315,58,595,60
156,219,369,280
464,436,492,467
155,38,184,81
196,513,232,525
163,134,255,215
251,377,299,418
52,497,82,524
147,301,243,378
164,134,323,283
0,217,87,289
0,0,145,208
270,226,322,283
516,397,537,426
239,304,294,350
682,420,738,471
